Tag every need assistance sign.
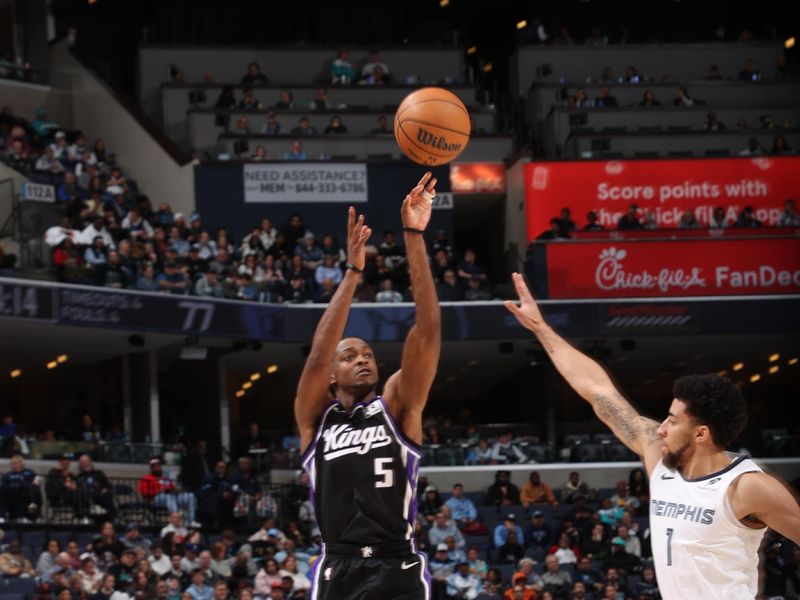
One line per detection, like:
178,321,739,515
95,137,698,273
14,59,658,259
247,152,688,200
244,164,368,203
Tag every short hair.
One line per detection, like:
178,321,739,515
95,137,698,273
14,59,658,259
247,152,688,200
673,374,747,448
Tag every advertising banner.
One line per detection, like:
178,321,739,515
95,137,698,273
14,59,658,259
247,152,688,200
243,163,368,203
546,237,800,298
524,157,800,240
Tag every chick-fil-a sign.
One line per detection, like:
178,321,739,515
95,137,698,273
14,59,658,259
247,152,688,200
546,237,800,298
525,157,800,241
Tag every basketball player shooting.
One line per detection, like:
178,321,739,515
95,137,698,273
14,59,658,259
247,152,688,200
505,272,800,598
295,172,441,600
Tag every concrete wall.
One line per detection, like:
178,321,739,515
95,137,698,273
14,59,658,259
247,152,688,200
0,77,72,125
514,42,785,99
140,46,465,120
48,41,196,215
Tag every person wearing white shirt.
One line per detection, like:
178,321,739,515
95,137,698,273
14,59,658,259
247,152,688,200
81,217,115,249
446,562,481,599
148,543,172,576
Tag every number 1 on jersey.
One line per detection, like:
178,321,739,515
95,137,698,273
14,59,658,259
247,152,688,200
374,457,394,488
666,527,674,566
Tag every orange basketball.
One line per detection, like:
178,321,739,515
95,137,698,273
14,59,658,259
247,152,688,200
394,87,470,166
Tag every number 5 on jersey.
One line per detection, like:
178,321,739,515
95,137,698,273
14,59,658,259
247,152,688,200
374,458,394,488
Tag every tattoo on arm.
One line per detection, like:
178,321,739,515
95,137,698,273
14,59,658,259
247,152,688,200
593,392,659,447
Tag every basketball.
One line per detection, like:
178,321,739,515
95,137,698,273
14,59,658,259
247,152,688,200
394,87,471,166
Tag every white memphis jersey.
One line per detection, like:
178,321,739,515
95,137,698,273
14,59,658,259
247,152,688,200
649,453,766,599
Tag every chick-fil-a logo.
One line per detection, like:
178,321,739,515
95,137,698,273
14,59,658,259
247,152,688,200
595,247,707,292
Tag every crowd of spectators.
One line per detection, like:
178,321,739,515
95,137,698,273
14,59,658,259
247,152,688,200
533,199,799,241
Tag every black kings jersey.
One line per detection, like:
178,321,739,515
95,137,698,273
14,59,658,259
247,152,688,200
301,396,421,545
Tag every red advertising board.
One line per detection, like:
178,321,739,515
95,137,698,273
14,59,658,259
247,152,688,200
524,157,800,241
450,162,506,194
546,237,800,298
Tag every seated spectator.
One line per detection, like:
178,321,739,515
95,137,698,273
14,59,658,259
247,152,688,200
617,204,642,230
232,114,250,135
34,146,65,173
430,510,465,548
120,522,151,552
57,171,83,204
445,534,467,564
147,543,171,577
278,555,310,592
250,144,268,160
122,207,154,241
465,278,491,301
521,471,558,509
739,137,767,156
624,65,641,83
702,111,726,131
331,49,355,84
524,510,552,553
324,115,348,134
771,134,792,155
447,560,481,599
616,524,641,558
49,130,70,161
673,85,700,107
444,483,478,528
569,87,592,108
677,210,700,228
482,568,504,597
261,112,281,136
30,106,60,138
239,87,262,110
555,208,576,235
594,86,618,107
284,140,308,160
74,454,114,519
227,456,261,522
1,454,42,522
457,249,487,286
540,554,572,598
157,262,189,294
360,49,391,83
642,208,658,230
0,539,36,577
734,205,761,228
310,87,333,110
738,57,760,81
291,115,317,136
314,253,343,287
706,63,724,80
638,90,661,107
42,552,74,588
573,556,604,596
490,432,527,464
45,454,81,518
497,532,525,564
610,480,640,513
635,564,660,599
513,557,544,594
138,457,200,527
548,533,580,565
437,269,465,301
186,568,212,600
486,470,520,505
561,471,595,503
375,278,403,302
603,538,641,573
371,114,391,133
536,218,570,240
493,513,524,549
241,62,268,85
274,89,295,110
780,198,799,226
36,539,61,577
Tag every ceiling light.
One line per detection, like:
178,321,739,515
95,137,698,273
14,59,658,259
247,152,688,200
467,46,477,55
749,374,761,383
768,353,780,363
10,369,21,378
47,361,58,369
242,381,252,390
732,362,744,371
786,37,796,49
439,0,449,6
482,63,493,73
769,365,779,375
267,365,278,374
516,20,528,30
788,357,798,366
250,373,261,381
717,370,727,376
57,354,68,363
235,390,245,398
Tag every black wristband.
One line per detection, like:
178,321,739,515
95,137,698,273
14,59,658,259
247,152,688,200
403,227,425,235
345,262,363,273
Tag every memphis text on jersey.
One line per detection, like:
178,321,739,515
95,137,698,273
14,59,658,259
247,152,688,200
650,498,716,525
321,423,392,460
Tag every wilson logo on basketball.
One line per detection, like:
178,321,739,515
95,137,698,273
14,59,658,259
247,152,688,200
321,424,392,461
416,128,462,153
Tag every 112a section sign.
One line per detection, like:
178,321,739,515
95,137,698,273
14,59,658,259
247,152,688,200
546,238,800,298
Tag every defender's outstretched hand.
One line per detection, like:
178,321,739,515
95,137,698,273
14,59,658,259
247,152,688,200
401,171,437,232
504,272,547,333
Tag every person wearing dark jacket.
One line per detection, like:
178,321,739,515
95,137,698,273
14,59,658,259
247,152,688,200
45,455,80,515
486,470,520,506
75,454,116,519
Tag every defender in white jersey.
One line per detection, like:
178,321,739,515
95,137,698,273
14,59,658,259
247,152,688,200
505,273,800,599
